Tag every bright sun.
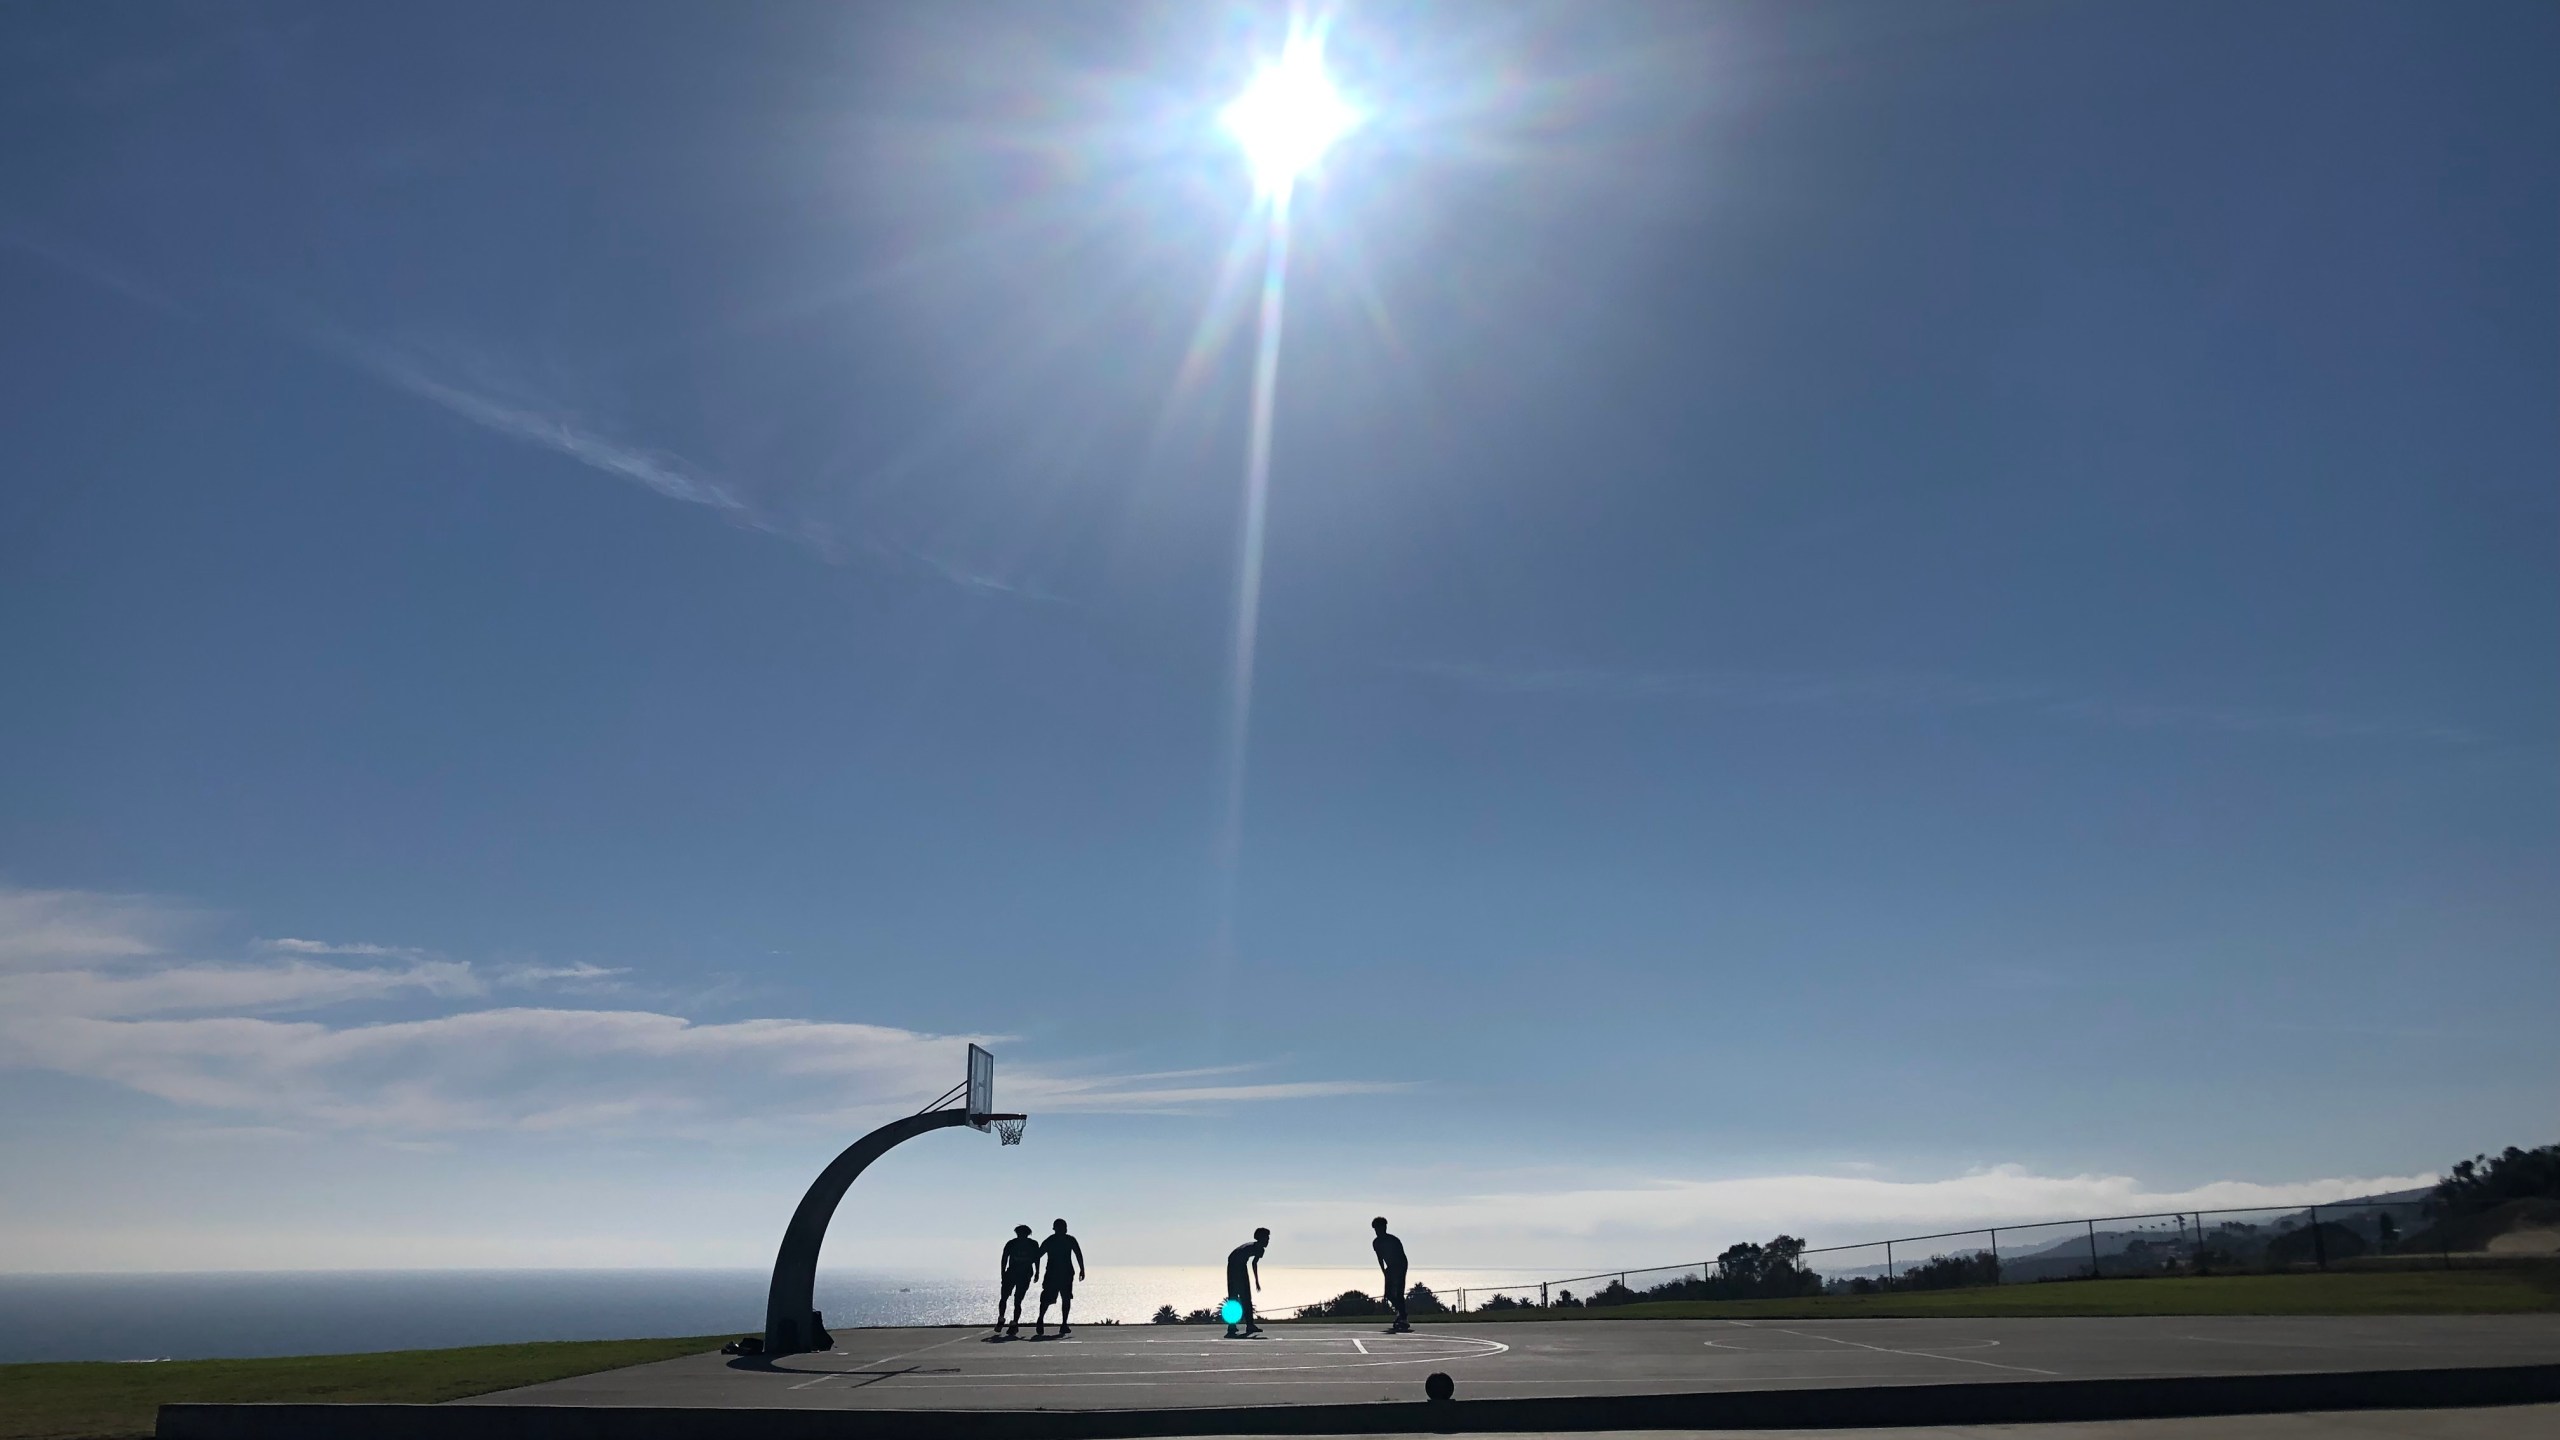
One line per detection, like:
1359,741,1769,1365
1220,35,1361,198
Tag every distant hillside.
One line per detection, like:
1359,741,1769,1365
2406,1198,2560,1255
2003,1189,2434,1265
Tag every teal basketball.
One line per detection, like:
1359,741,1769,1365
1220,1297,1244,1324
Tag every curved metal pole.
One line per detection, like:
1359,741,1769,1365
763,1108,973,1356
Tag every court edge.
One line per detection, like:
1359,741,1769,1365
158,1360,2560,1439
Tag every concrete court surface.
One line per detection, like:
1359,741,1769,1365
1219,1409,2560,1440
463,1315,2560,1413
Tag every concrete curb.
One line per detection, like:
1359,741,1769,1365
157,1363,2560,1438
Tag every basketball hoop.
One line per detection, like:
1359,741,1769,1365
990,1116,1026,1146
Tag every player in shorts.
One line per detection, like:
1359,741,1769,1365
1033,1218,1084,1338
1225,1227,1269,1337
1371,1216,1411,1333
996,1224,1040,1336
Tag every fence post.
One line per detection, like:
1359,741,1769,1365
1539,1282,1547,1308
2087,1219,2101,1278
2310,1205,2327,1270
1885,1240,1893,1286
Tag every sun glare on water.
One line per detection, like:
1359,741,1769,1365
1220,34,1361,199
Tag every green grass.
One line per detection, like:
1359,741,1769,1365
0,1335,727,1440
1303,1268,2560,1324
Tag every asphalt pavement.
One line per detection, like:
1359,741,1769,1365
458,1315,2560,1413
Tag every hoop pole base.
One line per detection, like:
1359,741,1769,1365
764,1108,972,1357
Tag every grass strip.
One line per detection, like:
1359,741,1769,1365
0,1334,726,1440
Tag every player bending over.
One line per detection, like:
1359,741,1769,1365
1225,1227,1270,1338
1371,1216,1412,1333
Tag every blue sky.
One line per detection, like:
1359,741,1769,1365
2,0,2553,1278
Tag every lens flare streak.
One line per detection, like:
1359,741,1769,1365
1216,197,1294,895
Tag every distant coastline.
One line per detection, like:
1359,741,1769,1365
0,1265,1546,1364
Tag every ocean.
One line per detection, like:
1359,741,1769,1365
0,1265,1555,1363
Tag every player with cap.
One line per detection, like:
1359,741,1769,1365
995,1224,1040,1336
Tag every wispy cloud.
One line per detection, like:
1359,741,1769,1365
312,333,751,516
0,958,482,1020
1017,1075,1413,1113
0,888,185,969
0,230,188,314
495,961,627,989
320,334,1068,603
0,887,1388,1135
259,937,423,959
3,235,1064,603
1412,662,2478,746
899,546,1069,604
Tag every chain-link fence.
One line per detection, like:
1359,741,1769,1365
1373,1195,2460,1314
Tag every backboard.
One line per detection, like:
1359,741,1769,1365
966,1043,995,1124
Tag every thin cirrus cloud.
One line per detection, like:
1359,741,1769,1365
0,886,1397,1136
311,332,754,518
316,331,1065,603
259,937,425,958
0,234,1056,601
1412,662,2480,746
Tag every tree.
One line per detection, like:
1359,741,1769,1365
1717,1242,1766,1290
2432,1145,2560,1218
1406,1284,1446,1313
1151,1305,1181,1325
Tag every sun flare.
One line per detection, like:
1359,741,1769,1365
1220,35,1361,198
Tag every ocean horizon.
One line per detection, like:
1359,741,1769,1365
0,1265,1568,1364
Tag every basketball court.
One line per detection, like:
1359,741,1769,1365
156,1047,2560,1436
460,1315,2560,1413
475,1043,2560,1418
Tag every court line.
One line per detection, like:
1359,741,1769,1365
2173,1334,2426,1349
1767,1327,2058,1376
789,1331,982,1390
1351,1338,1367,1354
842,1371,1976,1391
1705,1336,2006,1353
900,1335,1508,1381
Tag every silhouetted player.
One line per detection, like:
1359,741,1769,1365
1225,1227,1270,1338
995,1224,1040,1336
1372,1216,1411,1333
1034,1218,1084,1337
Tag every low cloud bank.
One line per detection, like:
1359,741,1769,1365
0,886,1398,1136
1291,1163,2439,1266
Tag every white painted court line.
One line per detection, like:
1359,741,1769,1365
788,1330,981,1390
862,1370,1969,1391
1766,1327,2059,1376
1351,1338,1367,1354
917,1333,1510,1381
